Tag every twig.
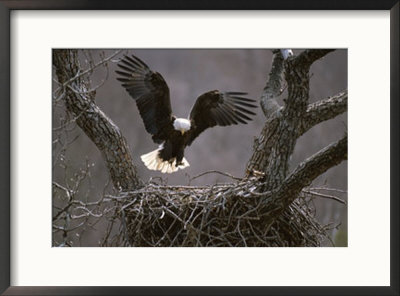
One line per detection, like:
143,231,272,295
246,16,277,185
309,187,347,194
189,170,242,183
303,189,346,205
61,50,121,87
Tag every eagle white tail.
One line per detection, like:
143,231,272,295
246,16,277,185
140,148,190,174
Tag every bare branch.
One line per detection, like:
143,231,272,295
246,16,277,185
189,170,242,183
260,50,284,118
249,49,340,187
60,49,121,88
302,189,347,205
53,49,141,191
275,134,347,206
300,90,348,135
295,49,336,68
281,49,335,116
309,187,347,194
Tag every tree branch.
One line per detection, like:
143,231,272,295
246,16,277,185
294,49,336,68
274,134,347,206
247,49,343,185
300,90,348,135
260,50,284,118
53,49,141,191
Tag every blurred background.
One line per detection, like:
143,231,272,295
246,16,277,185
52,49,347,246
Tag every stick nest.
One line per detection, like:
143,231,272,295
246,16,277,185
106,176,329,247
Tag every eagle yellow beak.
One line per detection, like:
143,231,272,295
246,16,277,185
180,129,185,135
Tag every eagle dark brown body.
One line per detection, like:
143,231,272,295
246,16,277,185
158,127,191,166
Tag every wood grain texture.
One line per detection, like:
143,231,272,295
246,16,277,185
53,50,141,191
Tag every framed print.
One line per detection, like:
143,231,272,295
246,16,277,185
1,1,399,295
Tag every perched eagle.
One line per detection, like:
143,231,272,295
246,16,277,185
116,54,257,173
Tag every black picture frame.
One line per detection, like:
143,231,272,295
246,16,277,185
1,1,398,295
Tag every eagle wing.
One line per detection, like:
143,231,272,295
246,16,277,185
187,91,257,146
116,54,173,143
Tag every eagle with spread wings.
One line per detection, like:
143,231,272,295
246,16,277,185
116,54,257,173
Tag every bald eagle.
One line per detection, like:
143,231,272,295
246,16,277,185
116,54,257,173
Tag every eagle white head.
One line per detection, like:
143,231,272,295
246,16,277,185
173,118,191,134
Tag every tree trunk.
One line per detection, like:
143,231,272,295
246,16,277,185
53,49,141,191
